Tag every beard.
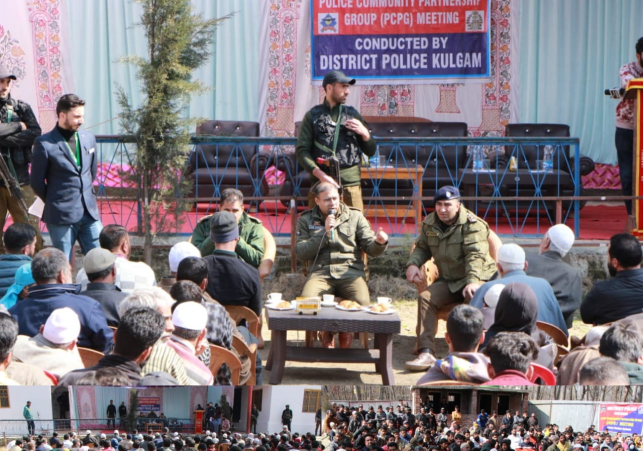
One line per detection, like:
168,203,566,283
608,261,617,277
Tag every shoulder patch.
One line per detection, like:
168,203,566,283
197,214,214,224
246,215,262,224
466,212,478,223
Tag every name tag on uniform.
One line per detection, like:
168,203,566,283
309,225,324,230
426,231,438,236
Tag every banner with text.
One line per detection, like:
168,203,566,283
598,404,643,435
311,0,491,83
138,397,161,413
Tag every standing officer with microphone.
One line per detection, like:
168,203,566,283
295,181,388,348
614,37,643,216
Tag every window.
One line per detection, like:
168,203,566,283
0,386,9,408
302,390,321,413
253,389,263,411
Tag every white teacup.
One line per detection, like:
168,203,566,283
267,293,282,303
377,297,392,305
322,294,335,304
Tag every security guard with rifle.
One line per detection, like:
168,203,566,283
0,65,42,254
296,70,376,211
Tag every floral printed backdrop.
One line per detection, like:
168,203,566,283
0,0,75,132
258,0,519,138
0,0,621,189
257,0,619,188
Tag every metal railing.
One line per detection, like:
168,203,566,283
91,135,584,237
0,418,195,436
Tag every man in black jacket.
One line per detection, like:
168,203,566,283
80,248,127,327
0,65,42,254
581,233,643,325
107,401,117,428
204,211,261,317
282,404,293,432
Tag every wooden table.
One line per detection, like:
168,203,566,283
265,307,401,385
361,164,423,220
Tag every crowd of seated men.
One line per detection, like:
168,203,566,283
0,178,642,386
7,405,643,451
0,189,265,386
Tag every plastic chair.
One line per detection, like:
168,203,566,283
77,347,104,368
536,320,570,363
209,344,242,385
231,335,256,386
528,362,557,385
43,370,58,385
225,305,260,338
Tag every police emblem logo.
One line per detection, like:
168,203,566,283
465,11,484,32
319,13,339,34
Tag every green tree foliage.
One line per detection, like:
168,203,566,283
219,395,232,421
126,389,139,433
117,0,230,263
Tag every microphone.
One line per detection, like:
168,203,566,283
604,87,625,98
328,208,336,239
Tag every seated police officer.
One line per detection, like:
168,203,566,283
405,186,497,371
295,182,388,348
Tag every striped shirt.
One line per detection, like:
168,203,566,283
140,342,189,385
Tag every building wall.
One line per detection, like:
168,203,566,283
0,387,54,436
528,401,602,431
256,386,320,435
411,389,529,429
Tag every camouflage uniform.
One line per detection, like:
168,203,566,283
190,212,264,267
296,99,376,211
407,206,496,353
295,203,387,305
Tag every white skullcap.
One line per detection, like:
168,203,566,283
86,431,92,435
168,241,201,273
497,243,525,265
206,431,211,435
172,302,207,330
114,430,119,435
484,284,505,308
43,308,81,344
100,434,106,439
173,433,179,437
585,325,609,346
247,434,254,439
548,224,575,253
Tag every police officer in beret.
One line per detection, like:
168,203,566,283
404,186,496,371
295,70,377,211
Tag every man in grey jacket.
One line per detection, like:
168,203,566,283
526,224,581,327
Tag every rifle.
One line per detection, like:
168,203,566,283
0,152,30,219
316,156,343,195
